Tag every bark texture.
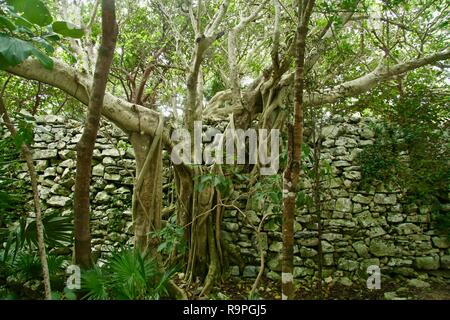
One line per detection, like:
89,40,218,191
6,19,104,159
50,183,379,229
130,130,163,253
73,0,118,268
282,0,315,300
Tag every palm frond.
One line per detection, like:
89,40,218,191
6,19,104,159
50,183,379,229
82,267,109,300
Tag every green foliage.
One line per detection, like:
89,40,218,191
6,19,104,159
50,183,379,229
150,219,186,257
194,173,232,197
356,91,449,236
2,212,73,262
204,74,225,100
0,133,27,226
0,249,66,292
82,266,108,300
356,123,404,186
6,0,52,27
82,248,175,300
357,94,449,196
46,254,66,288
0,34,53,68
252,144,317,213
247,291,262,300
13,119,33,149
51,21,84,39
253,175,282,212
26,212,73,248
296,191,313,208
12,251,41,281
0,0,83,69
435,212,450,240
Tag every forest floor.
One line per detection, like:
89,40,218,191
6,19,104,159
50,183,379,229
182,272,450,300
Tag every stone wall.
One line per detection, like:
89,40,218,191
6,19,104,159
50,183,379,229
13,115,137,257
223,114,450,284
4,114,449,285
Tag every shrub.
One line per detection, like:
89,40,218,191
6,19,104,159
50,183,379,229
82,248,176,300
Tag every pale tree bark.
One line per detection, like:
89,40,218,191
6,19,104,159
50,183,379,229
185,0,229,134
202,0,449,131
60,0,100,74
6,47,448,148
0,97,52,300
227,1,266,108
6,60,162,139
176,1,231,294
130,128,163,253
282,0,315,301
73,0,118,268
205,3,362,130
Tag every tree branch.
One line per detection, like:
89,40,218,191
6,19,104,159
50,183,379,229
306,49,450,105
6,58,161,137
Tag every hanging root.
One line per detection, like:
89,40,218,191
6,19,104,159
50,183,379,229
249,213,274,297
199,214,221,297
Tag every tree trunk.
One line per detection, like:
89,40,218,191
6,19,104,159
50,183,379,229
73,0,118,268
130,132,162,253
282,0,315,300
174,164,224,297
0,98,52,300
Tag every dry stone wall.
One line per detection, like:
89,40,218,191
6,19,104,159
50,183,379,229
223,114,450,285
5,114,449,285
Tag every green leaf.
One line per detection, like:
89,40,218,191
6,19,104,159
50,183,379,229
82,267,109,300
0,33,33,67
24,213,73,249
0,16,16,31
31,46,53,69
0,34,53,69
6,8,34,29
13,119,34,149
7,0,53,27
302,144,311,158
269,191,280,204
52,21,84,39
157,242,167,252
51,291,62,300
43,33,61,42
33,37,55,54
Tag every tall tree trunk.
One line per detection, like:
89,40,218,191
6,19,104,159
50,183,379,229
130,134,188,300
73,0,118,268
177,5,229,293
173,159,224,296
0,98,52,300
130,132,162,253
282,0,315,300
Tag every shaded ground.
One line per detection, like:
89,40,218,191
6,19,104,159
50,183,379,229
177,272,450,300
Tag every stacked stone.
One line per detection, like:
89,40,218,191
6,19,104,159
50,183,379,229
6,114,449,284
224,114,450,284
24,115,136,255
